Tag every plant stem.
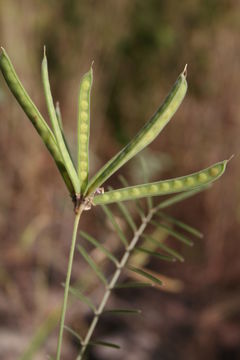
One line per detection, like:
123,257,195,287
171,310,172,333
56,206,83,360
77,208,156,359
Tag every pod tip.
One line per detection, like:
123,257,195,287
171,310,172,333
183,64,188,77
90,60,94,73
227,154,235,162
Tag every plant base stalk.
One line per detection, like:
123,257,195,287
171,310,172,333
56,207,83,360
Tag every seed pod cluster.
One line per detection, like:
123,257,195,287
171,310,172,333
0,48,229,211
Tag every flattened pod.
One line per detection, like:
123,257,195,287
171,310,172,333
85,66,188,196
93,160,228,205
0,47,75,196
78,65,93,192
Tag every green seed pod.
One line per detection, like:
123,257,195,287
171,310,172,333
85,66,188,197
0,47,75,196
78,65,93,193
55,102,74,164
93,160,228,205
42,49,80,194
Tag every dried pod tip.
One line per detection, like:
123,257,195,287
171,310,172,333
183,64,188,77
228,154,234,162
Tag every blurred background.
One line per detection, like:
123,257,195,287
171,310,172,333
0,0,240,359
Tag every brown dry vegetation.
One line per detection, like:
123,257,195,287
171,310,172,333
0,1,240,359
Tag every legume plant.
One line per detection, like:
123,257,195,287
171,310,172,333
0,47,229,360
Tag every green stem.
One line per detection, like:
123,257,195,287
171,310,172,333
56,206,83,360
